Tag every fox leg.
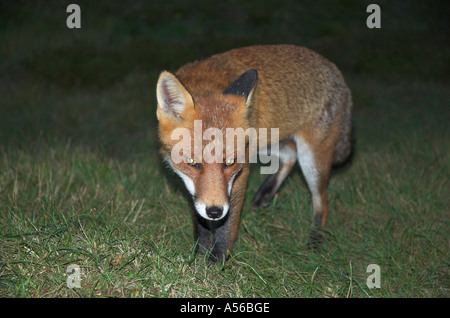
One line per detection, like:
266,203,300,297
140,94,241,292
210,163,250,263
251,140,297,209
294,129,337,245
192,209,228,262
192,164,249,264
192,213,214,256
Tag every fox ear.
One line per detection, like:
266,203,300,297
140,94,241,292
223,69,258,105
156,71,194,121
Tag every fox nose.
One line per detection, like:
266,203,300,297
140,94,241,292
206,206,223,219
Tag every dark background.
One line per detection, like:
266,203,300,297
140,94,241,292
1,0,448,156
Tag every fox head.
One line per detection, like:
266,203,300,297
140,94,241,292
156,69,258,221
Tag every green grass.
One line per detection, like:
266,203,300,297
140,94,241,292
0,1,449,297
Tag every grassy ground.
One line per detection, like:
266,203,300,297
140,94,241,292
0,1,449,297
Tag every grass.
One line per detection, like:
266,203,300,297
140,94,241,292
0,1,449,297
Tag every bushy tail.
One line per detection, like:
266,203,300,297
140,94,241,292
332,122,355,168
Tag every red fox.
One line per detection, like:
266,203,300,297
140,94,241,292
156,45,353,263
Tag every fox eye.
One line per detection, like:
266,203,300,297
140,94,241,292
186,158,200,168
224,158,236,167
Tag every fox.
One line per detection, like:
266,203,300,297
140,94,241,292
156,44,353,263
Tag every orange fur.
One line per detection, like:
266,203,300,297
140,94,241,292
156,45,353,261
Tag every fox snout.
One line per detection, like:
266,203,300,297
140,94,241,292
206,206,223,219
169,160,236,222
194,201,230,221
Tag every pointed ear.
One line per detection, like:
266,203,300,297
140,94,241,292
223,69,258,105
156,71,194,121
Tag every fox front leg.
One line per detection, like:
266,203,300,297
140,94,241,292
211,163,249,263
192,198,239,264
192,164,249,264
192,213,214,257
